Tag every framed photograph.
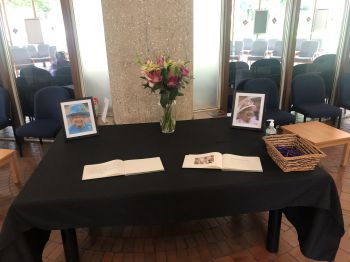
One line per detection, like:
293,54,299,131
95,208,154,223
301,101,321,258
231,91,266,130
60,98,98,140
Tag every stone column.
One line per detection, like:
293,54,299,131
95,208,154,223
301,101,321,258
102,0,193,124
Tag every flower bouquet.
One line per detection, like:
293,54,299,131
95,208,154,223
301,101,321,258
139,55,192,133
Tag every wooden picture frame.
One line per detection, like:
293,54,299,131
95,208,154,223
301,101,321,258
231,91,266,130
60,97,98,140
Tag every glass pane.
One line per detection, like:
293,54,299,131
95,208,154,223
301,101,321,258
193,0,222,110
228,0,286,112
72,0,111,114
3,0,74,122
292,0,346,103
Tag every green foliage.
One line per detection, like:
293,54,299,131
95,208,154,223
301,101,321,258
5,0,51,13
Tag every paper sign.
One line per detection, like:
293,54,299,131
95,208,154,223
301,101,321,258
101,98,109,123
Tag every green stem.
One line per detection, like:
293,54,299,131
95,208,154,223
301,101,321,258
161,101,176,133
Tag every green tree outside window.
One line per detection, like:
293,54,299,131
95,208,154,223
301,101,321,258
5,0,51,13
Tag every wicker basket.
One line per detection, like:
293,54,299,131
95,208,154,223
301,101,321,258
263,134,326,172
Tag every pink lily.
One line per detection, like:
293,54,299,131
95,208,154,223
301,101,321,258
167,76,180,87
181,67,190,77
157,56,165,67
146,70,162,85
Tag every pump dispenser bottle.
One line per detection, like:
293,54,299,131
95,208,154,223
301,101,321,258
265,119,277,135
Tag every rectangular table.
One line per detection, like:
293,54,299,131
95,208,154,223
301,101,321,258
281,121,350,166
0,118,345,262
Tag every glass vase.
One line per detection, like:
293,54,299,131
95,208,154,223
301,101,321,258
160,100,176,133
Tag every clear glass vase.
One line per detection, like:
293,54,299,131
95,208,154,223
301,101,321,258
160,100,176,133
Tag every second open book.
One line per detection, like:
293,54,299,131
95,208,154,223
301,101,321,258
182,152,263,172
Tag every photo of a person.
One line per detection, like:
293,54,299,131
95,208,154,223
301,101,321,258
194,155,215,165
231,92,265,130
235,96,261,126
60,98,98,140
66,103,93,135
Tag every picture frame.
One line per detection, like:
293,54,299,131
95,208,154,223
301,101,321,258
60,97,98,140
231,91,266,130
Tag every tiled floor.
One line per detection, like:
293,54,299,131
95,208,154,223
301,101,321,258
0,117,350,262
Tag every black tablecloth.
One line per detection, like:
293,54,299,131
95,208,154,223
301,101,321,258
0,118,344,261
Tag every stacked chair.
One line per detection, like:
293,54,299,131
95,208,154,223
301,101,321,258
294,40,319,63
250,59,281,88
247,40,268,63
310,54,336,102
15,86,73,156
270,41,283,61
242,78,295,126
291,73,342,128
0,87,20,147
230,41,243,61
242,38,253,52
228,61,249,89
338,74,350,111
16,66,53,120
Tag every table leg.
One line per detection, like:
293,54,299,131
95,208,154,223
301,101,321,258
61,229,80,262
9,156,20,184
266,209,282,253
341,142,350,166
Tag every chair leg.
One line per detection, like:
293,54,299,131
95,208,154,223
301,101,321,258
12,126,19,147
39,138,43,145
303,115,306,122
338,115,342,129
18,138,24,157
319,118,322,122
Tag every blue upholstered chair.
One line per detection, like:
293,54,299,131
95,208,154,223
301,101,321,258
250,59,281,75
267,39,278,51
338,74,350,110
25,45,38,58
247,40,268,62
16,86,72,156
291,73,342,128
243,38,253,52
53,66,73,86
292,64,310,79
16,66,53,119
0,87,12,130
227,62,250,112
229,61,249,89
10,47,33,70
242,78,295,126
250,59,281,88
230,41,243,61
0,87,20,147
270,40,283,61
294,40,319,63
295,38,306,52
37,44,50,58
311,54,336,102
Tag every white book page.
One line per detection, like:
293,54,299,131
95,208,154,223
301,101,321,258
182,152,223,169
82,160,124,180
124,157,164,176
222,154,263,172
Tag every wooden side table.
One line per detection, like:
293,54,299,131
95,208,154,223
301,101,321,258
0,149,20,184
281,121,350,166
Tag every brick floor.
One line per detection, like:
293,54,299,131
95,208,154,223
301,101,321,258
1,117,350,261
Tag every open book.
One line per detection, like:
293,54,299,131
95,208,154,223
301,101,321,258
82,157,164,180
182,152,263,172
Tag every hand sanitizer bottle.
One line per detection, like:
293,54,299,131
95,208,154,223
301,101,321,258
266,119,277,135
